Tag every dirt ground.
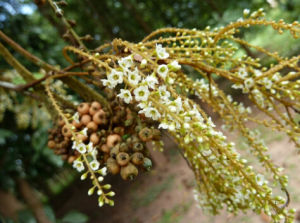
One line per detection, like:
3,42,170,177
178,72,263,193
52,124,300,223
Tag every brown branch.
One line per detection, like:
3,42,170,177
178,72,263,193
17,178,53,223
0,41,36,82
0,189,24,221
47,0,86,49
0,31,55,72
0,75,49,91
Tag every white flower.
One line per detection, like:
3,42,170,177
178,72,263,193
99,167,107,176
144,75,158,89
91,148,98,159
262,78,273,89
244,78,254,89
72,141,87,154
101,79,117,89
243,9,250,16
118,55,133,69
256,174,265,186
253,69,262,77
117,89,132,104
134,85,150,101
157,64,168,79
87,142,95,152
232,83,243,90
73,160,85,172
167,77,174,84
140,59,147,68
168,60,181,71
81,127,88,136
87,142,98,158
244,78,255,93
168,97,183,112
107,69,123,85
137,101,148,109
158,120,169,129
156,44,169,59
142,107,161,120
168,122,176,131
73,112,80,123
158,85,170,101
127,67,141,85
90,160,100,171
237,67,248,78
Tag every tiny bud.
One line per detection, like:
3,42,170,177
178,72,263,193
107,191,115,197
108,200,114,206
140,59,147,68
81,172,88,180
99,167,107,176
88,187,95,196
98,201,104,207
103,184,111,190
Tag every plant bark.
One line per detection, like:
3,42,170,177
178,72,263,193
18,178,53,223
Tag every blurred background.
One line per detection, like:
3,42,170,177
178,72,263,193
0,0,300,222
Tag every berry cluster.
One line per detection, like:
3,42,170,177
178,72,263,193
48,99,162,180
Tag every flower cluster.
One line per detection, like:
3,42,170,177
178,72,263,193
97,42,295,221
51,14,300,222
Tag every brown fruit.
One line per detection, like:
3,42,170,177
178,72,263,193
110,145,120,159
77,103,90,114
62,125,72,138
58,117,65,127
81,114,91,125
90,133,100,145
131,152,144,165
106,158,120,175
120,163,138,180
113,127,124,135
119,142,129,152
64,136,70,142
103,153,110,163
112,116,119,124
61,140,69,148
47,140,56,149
107,134,121,148
61,154,68,161
72,119,82,129
138,127,152,141
89,101,101,115
68,155,76,164
133,142,144,152
87,121,98,132
93,109,106,124
101,144,110,153
116,152,130,166
77,133,88,142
